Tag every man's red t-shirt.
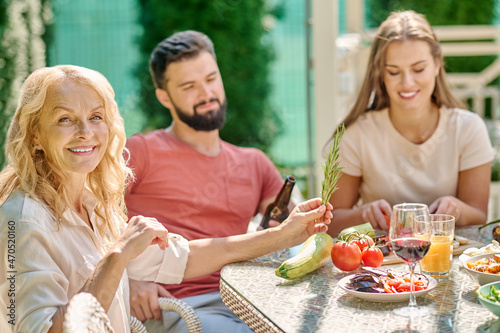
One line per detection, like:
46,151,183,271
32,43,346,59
125,130,283,298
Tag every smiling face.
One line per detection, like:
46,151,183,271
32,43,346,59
35,80,109,178
383,40,441,113
156,51,227,131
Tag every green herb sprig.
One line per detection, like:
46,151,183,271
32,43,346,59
321,123,345,206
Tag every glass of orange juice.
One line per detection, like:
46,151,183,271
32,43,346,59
419,214,455,278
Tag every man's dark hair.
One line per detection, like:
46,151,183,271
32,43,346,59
149,30,216,89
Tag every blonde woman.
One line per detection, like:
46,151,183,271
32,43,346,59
0,65,332,333
327,10,493,236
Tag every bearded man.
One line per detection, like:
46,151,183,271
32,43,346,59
124,30,285,333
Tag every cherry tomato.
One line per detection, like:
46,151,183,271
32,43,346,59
331,241,362,271
353,235,374,252
361,246,384,268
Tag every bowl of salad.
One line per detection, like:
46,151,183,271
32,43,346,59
477,281,500,316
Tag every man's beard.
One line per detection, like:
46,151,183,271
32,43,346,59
172,98,227,131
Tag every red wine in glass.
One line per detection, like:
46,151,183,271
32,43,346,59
389,203,432,317
391,238,431,264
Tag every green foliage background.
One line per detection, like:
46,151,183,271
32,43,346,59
135,0,282,151
367,0,497,86
367,0,496,27
0,0,13,168
0,0,52,168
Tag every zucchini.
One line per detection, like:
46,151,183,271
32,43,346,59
275,233,334,280
338,222,375,239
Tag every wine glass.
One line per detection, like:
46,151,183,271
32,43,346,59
389,203,432,317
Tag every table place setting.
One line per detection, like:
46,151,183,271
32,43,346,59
220,203,500,333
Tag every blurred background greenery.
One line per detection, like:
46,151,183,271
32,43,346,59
0,0,499,195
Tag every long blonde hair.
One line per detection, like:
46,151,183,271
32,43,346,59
0,65,133,241
337,10,465,133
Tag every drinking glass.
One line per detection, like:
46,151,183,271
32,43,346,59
419,214,455,279
389,203,432,317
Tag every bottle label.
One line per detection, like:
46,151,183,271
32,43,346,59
270,206,283,218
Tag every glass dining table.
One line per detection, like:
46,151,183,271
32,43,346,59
220,226,500,333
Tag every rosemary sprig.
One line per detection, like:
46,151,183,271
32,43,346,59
321,123,345,206
478,219,500,230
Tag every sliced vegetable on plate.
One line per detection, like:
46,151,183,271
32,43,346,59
338,267,437,302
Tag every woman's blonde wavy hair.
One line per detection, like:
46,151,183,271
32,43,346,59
335,10,466,135
0,65,134,241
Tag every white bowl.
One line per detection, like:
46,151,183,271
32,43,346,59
464,253,500,285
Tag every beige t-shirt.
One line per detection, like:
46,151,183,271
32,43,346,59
338,107,494,207
0,189,189,333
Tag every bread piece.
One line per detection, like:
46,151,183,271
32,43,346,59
454,235,469,245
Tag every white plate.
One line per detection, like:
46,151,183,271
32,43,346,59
338,274,437,302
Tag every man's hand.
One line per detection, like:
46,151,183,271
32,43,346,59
256,219,281,230
278,198,333,248
129,279,174,321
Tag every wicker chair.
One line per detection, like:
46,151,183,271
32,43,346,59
130,297,203,333
64,292,203,333
63,292,114,333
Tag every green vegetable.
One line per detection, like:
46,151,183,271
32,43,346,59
338,222,376,239
478,285,500,304
491,285,500,299
275,233,334,280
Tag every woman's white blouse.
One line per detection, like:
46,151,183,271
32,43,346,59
0,189,189,333
337,107,494,206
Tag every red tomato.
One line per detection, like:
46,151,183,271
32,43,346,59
331,241,362,271
353,235,374,252
387,279,402,289
414,280,428,291
414,284,426,291
398,282,411,292
361,246,384,268
383,277,428,293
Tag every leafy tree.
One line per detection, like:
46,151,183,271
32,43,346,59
136,0,281,151
0,0,13,168
366,0,497,78
367,0,496,27
0,0,51,167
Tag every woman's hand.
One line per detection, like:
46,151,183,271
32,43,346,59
429,196,461,221
278,198,333,247
114,216,169,261
360,199,392,231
